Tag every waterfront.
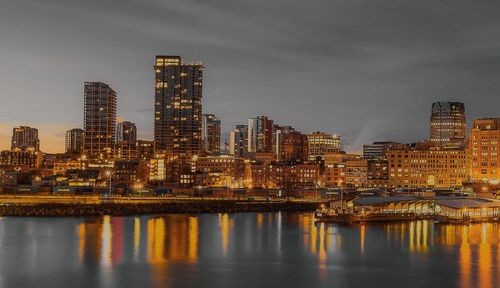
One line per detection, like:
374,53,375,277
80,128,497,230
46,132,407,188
0,213,498,288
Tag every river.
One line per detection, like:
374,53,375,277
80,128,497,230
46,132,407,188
0,213,497,288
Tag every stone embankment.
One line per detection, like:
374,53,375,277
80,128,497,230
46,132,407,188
0,200,323,217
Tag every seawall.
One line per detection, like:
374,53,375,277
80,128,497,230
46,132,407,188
0,200,323,217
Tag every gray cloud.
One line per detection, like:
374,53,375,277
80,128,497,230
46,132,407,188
1,0,499,152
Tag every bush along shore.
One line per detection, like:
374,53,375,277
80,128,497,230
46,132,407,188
0,201,323,217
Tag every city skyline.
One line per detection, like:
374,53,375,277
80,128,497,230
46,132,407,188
2,0,500,153
1,2,499,287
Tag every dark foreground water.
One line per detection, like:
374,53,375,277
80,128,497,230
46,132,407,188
0,213,498,288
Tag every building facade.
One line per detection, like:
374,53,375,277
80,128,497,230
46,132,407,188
278,130,308,163
248,116,273,153
387,143,470,188
307,131,341,161
363,141,398,160
83,82,117,161
324,154,367,188
201,114,221,155
0,148,43,169
194,155,245,187
229,125,248,157
136,140,154,161
153,56,204,185
430,102,466,148
65,128,83,154
469,118,499,182
11,126,40,151
116,121,137,145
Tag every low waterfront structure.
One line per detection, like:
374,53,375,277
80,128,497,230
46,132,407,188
321,196,500,223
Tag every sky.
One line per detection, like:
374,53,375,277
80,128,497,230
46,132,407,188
1,0,499,153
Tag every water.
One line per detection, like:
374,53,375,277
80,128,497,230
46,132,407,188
0,213,497,288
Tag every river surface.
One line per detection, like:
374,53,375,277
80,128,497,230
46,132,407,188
0,213,498,288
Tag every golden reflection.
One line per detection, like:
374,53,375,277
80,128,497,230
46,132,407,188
318,223,327,278
299,214,312,249
310,219,317,255
408,221,429,253
459,225,471,288
479,223,492,288
257,213,263,230
409,222,414,252
147,217,167,288
219,214,233,256
360,224,365,255
75,214,200,279
188,217,199,262
134,217,140,257
77,223,86,263
76,219,104,264
147,217,166,264
101,215,112,267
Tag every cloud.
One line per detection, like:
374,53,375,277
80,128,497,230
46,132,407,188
1,0,500,153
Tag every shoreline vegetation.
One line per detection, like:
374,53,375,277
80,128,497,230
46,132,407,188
0,195,324,217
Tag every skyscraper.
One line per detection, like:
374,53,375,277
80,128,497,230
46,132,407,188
65,128,83,154
229,125,248,157
116,120,137,145
469,118,499,182
430,102,466,148
248,116,273,153
201,114,221,155
83,82,117,161
154,56,204,185
11,126,40,151
154,56,203,153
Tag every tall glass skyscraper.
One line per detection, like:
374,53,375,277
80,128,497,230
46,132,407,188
83,82,117,161
154,56,204,185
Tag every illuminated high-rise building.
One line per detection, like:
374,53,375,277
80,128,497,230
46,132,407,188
248,116,273,153
469,118,499,182
11,126,40,151
201,114,221,155
153,56,204,185
83,82,117,161
116,120,137,145
229,125,248,157
430,102,466,148
306,131,341,161
65,128,83,154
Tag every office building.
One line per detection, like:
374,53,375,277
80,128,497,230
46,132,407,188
83,82,117,161
116,121,137,145
430,102,466,148
229,125,248,157
11,126,40,151
248,116,273,153
275,128,308,162
153,55,204,185
469,118,499,182
65,128,83,154
201,114,221,155
386,143,470,188
307,131,341,161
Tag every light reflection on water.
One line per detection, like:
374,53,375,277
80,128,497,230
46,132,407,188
0,213,498,288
